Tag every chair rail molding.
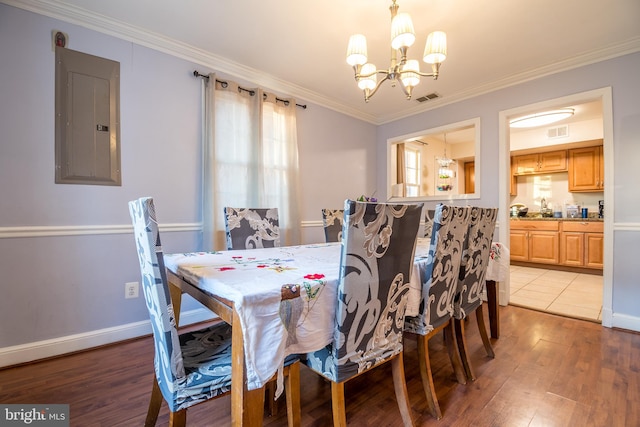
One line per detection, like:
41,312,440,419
0,223,202,238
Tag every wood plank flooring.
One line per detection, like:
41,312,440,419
1,304,639,426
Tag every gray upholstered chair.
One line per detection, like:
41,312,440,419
404,204,471,419
453,207,498,381
305,199,423,427
321,208,344,243
223,207,280,250
129,198,300,427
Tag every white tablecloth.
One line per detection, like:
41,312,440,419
486,242,509,282
165,243,341,391
165,238,467,391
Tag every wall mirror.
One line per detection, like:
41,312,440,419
387,117,480,201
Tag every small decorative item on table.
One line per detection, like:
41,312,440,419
357,194,377,202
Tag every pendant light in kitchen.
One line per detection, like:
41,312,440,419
436,133,455,191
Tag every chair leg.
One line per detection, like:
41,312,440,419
330,381,348,427
284,362,301,427
416,334,442,420
454,317,475,381
476,305,496,358
144,377,163,427
391,354,415,427
443,320,467,385
168,409,186,427
265,381,277,417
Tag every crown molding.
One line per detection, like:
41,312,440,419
377,36,640,124
1,0,378,123
3,0,640,126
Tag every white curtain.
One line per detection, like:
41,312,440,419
202,73,301,250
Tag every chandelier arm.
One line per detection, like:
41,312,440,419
364,73,391,102
356,69,391,80
397,68,440,80
396,77,413,99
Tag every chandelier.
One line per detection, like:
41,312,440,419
346,0,447,102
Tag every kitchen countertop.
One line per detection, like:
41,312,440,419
510,216,603,222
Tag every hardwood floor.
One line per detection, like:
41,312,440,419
1,304,639,426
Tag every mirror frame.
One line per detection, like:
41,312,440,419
386,117,481,202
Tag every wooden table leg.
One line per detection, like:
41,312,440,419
231,308,265,426
169,281,183,326
486,280,500,339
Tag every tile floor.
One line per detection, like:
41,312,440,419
509,265,603,322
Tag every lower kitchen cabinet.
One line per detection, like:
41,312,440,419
511,220,603,270
510,220,559,264
560,221,604,269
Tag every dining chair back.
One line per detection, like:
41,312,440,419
321,208,344,243
404,204,471,419
223,207,280,250
453,206,498,381
305,199,423,426
423,209,436,240
129,198,300,426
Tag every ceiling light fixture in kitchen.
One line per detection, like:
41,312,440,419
346,0,447,102
510,108,574,128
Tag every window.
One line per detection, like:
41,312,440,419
203,79,300,250
404,147,421,197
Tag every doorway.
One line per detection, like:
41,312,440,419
497,88,614,327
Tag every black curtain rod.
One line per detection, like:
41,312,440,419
193,71,307,109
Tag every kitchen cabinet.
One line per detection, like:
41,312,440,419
513,150,567,175
510,220,559,264
560,221,604,269
568,145,604,192
510,220,604,270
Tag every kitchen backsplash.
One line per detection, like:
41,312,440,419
510,172,604,217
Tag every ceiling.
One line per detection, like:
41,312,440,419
10,0,640,124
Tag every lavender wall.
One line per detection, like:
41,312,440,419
1,2,638,366
0,4,376,362
377,52,640,331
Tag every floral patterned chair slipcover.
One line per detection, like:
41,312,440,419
129,198,300,427
404,204,471,420
305,199,423,427
321,208,344,243
453,207,498,381
223,207,280,250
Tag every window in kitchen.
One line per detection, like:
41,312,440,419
404,147,421,197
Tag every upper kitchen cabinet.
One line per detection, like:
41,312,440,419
512,150,567,175
568,144,604,192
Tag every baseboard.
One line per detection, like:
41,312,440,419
610,311,640,333
0,308,216,368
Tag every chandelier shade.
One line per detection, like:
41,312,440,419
391,13,416,49
358,63,377,90
346,0,447,102
346,34,368,66
424,31,447,64
400,60,420,88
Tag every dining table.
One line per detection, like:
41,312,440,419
163,238,505,426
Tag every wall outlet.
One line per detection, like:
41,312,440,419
125,282,139,299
